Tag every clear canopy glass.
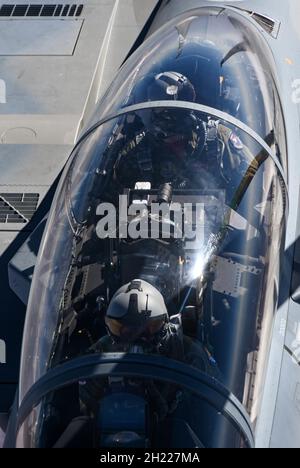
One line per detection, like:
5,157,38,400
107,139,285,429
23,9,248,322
18,6,287,448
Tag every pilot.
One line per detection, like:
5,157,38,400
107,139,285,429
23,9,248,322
94,280,183,359
114,71,248,195
80,280,220,420
114,73,207,187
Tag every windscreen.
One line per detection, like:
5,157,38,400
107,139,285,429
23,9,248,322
19,107,285,447
17,379,251,448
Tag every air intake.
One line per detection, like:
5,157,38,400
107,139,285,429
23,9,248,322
232,7,281,39
0,4,83,17
0,193,39,224
249,12,281,38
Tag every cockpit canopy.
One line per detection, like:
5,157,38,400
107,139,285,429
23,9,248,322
17,7,287,449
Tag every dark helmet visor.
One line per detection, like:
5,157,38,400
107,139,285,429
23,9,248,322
105,317,166,342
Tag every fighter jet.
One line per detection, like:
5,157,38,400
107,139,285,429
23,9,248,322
1,0,300,448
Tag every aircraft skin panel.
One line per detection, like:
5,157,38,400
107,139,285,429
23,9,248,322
269,301,300,448
95,0,162,103
0,19,83,56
